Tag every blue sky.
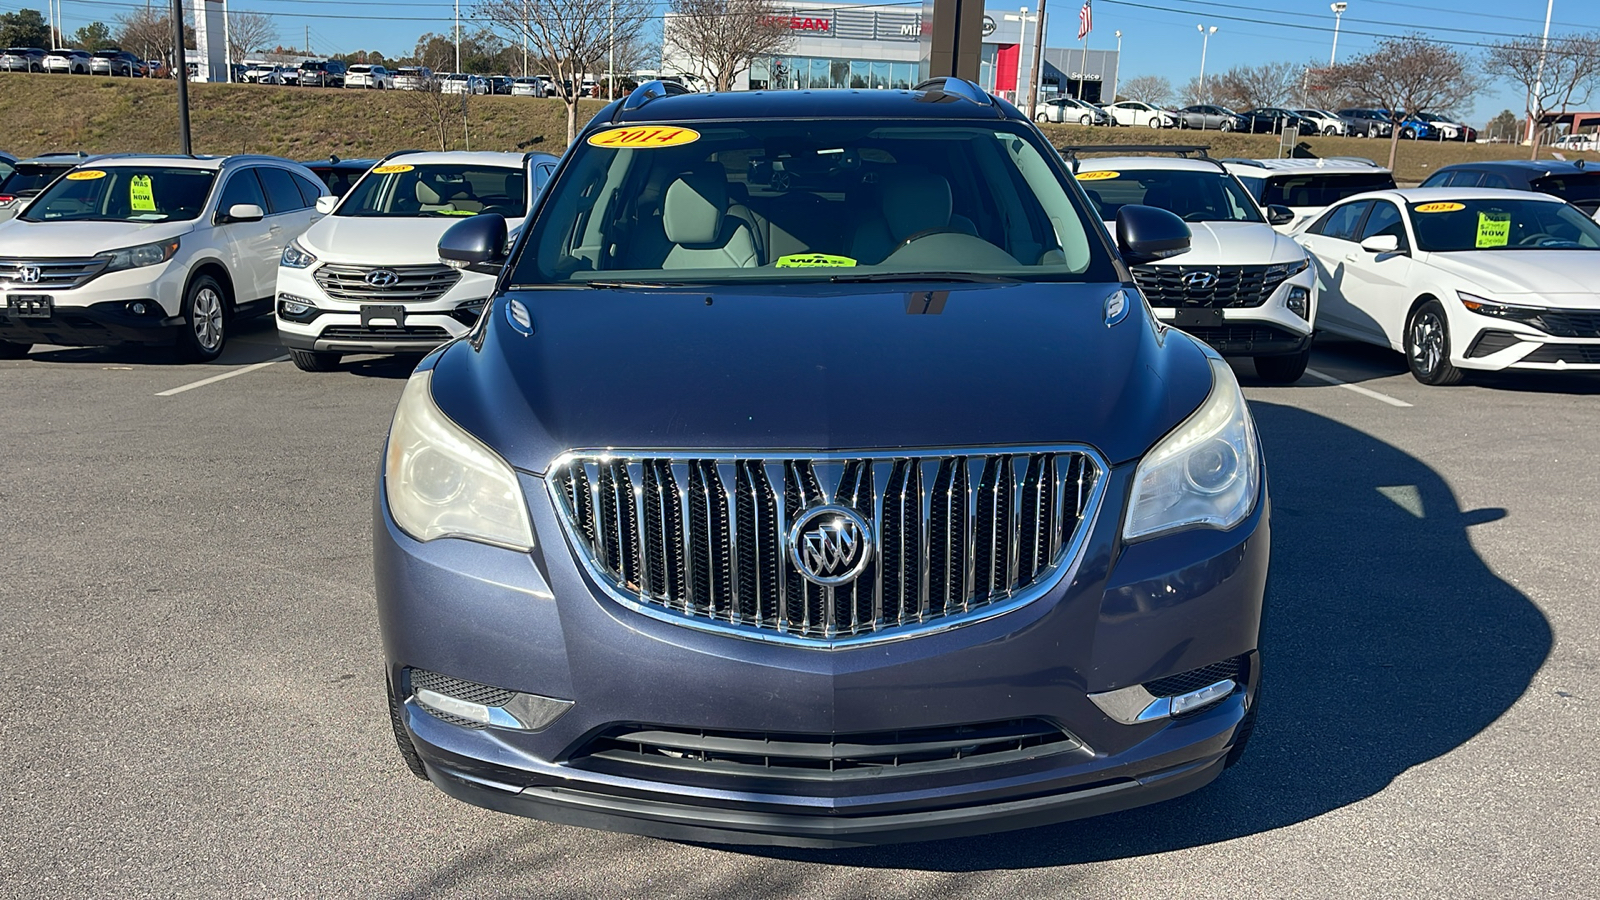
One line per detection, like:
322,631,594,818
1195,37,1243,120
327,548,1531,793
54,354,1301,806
18,0,1600,126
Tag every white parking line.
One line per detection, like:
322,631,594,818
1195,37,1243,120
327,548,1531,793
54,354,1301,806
1304,367,1413,408
156,356,288,397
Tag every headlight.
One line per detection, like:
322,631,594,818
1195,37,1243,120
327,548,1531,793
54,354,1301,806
1124,357,1261,541
281,239,317,269
96,238,179,272
384,368,535,551
1267,257,1309,279
1456,292,1544,322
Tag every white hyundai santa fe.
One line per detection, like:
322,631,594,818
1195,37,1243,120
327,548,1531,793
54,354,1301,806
274,150,557,371
1295,187,1600,384
0,154,330,361
1070,147,1317,383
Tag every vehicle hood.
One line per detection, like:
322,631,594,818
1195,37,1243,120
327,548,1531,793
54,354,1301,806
1424,250,1600,302
301,214,526,265
428,282,1216,472
0,217,192,254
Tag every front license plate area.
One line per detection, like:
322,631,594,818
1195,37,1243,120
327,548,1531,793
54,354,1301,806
1172,308,1225,328
5,294,52,319
361,304,406,327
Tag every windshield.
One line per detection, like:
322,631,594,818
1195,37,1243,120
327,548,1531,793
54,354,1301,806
1079,167,1263,223
21,167,215,223
1530,174,1600,212
510,120,1108,286
1408,198,1600,251
0,164,72,197
1257,171,1396,206
338,163,527,218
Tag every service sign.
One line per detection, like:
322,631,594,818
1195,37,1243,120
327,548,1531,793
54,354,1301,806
586,126,702,149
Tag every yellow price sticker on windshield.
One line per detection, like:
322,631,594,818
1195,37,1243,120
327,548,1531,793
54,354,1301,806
1076,170,1120,181
776,253,857,268
1476,212,1511,248
587,126,701,149
1414,202,1464,213
372,163,415,174
66,169,107,181
129,175,155,211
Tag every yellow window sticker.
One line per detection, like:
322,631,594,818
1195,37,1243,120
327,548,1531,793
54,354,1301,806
775,253,857,268
1076,170,1120,181
372,163,415,174
1476,212,1512,248
1414,202,1464,213
66,169,107,181
129,175,155,211
586,126,702,149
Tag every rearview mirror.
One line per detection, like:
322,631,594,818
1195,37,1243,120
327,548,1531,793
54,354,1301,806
1116,205,1191,266
439,213,508,270
315,195,337,214
1266,204,1295,226
225,203,264,223
1360,234,1400,254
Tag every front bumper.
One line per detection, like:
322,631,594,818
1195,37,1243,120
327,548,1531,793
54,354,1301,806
274,263,492,354
1150,270,1317,357
377,456,1269,847
0,266,186,347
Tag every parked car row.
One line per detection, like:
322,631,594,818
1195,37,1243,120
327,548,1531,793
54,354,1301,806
1031,95,1477,140
3,47,153,76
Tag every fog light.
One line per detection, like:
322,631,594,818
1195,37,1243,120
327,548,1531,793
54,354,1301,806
1285,286,1310,320
408,668,572,731
1170,679,1236,715
277,292,319,321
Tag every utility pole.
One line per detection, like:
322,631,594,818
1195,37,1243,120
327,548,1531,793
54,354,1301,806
170,0,191,153
609,0,615,100
1110,30,1121,103
522,0,528,78
1329,3,1346,67
1525,0,1554,150
454,0,461,74
1027,0,1046,111
306,26,310,56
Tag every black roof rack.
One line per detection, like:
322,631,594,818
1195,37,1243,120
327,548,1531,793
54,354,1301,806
1056,144,1218,173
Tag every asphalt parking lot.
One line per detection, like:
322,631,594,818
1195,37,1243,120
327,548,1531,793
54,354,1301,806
2,320,1596,899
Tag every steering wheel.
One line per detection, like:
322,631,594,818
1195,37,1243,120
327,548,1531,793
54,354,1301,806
1180,211,1213,222
1516,232,1556,246
897,226,966,249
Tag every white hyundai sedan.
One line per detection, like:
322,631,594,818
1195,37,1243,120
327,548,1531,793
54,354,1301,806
1295,187,1600,384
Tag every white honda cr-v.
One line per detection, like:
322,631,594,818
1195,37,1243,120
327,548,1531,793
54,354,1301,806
274,150,557,371
0,154,329,361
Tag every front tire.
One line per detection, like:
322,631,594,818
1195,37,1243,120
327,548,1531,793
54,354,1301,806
1079,114,1092,126
1035,112,1048,123
1323,125,1337,135
1405,299,1464,385
1148,117,1163,129
1253,346,1312,384
289,349,341,372
1220,120,1234,132
387,677,430,781
175,274,228,362
0,340,32,359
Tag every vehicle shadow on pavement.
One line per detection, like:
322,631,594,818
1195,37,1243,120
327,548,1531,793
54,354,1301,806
1292,337,1600,394
746,401,1553,869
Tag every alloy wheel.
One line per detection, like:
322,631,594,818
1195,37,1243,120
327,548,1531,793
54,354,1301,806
193,288,224,351
1409,309,1444,376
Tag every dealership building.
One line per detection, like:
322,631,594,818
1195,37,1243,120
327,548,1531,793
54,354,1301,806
661,3,1120,104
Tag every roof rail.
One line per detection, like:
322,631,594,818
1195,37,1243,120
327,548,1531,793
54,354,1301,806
1220,157,1266,168
1056,144,1217,172
912,77,993,107
378,149,427,162
618,79,691,116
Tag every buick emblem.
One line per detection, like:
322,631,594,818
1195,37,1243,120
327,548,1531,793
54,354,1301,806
788,505,873,587
1181,271,1218,290
14,265,41,284
364,268,400,287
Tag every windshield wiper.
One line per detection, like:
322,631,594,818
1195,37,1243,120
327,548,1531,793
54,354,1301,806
828,272,1022,284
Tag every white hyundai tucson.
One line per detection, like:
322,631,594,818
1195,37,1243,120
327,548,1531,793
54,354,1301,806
1070,147,1317,383
275,150,557,371
1295,187,1600,384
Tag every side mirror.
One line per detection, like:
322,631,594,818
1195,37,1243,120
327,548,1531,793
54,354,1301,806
225,203,264,223
1266,204,1295,226
1360,234,1400,254
315,195,337,214
1116,204,1191,265
439,213,508,270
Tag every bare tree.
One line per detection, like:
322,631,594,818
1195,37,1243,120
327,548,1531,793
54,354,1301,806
1118,74,1172,107
398,36,464,150
663,0,792,92
228,11,276,62
1319,36,1479,170
478,0,651,144
1485,33,1600,158
1210,62,1300,111
116,7,191,68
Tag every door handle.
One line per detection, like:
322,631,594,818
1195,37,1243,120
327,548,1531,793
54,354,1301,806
1344,253,1360,261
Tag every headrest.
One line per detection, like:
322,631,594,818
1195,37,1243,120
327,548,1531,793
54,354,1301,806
880,167,953,242
415,180,441,204
664,164,727,245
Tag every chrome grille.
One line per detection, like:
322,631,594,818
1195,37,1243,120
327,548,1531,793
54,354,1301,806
0,257,109,290
312,264,461,303
548,448,1105,647
1131,264,1292,309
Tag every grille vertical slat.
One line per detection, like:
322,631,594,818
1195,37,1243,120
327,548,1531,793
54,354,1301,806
550,448,1102,645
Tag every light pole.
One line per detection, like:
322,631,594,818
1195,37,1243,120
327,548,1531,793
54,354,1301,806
1526,0,1554,150
1329,3,1346,67
454,0,461,74
1110,30,1121,103
1197,25,1216,104
608,0,615,100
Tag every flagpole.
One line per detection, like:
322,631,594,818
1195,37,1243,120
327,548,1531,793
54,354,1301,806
1079,34,1087,100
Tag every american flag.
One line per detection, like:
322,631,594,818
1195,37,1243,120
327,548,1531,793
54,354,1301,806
1078,0,1093,40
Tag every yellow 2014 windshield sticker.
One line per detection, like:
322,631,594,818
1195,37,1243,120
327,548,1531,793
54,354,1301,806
1076,170,1120,180
129,175,155,211
1414,202,1464,213
1476,212,1512,248
776,253,857,268
587,126,701,149
372,163,415,174
66,169,107,181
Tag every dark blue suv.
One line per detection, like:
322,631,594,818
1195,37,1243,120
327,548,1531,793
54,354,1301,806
375,78,1269,846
